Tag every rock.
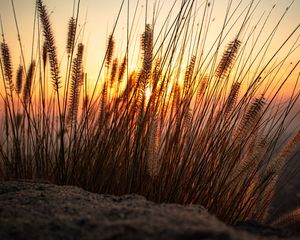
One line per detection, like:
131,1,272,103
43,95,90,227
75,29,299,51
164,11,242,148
0,181,298,240
234,220,296,237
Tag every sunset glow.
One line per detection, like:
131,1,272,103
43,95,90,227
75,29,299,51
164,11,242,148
1,0,300,226
0,0,299,98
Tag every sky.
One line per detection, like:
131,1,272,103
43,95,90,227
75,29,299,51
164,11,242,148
0,0,299,93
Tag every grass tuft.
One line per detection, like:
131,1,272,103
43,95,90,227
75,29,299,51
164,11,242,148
0,0,299,226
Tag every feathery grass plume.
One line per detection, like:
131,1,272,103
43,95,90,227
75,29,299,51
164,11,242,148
110,58,118,87
267,130,300,174
271,208,300,228
23,61,36,106
137,24,153,109
15,65,23,95
235,95,265,141
36,0,60,91
141,24,153,80
147,114,160,177
196,76,208,103
183,106,193,130
117,56,127,83
141,24,153,58
66,17,76,55
152,58,162,90
99,82,108,126
133,24,153,118
67,43,84,126
232,138,267,181
182,57,196,122
215,38,241,79
1,42,14,91
258,176,279,222
184,55,196,97
172,83,181,116
42,41,48,69
259,134,300,222
224,82,241,115
106,34,115,67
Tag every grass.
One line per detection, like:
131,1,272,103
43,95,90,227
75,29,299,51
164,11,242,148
0,0,300,225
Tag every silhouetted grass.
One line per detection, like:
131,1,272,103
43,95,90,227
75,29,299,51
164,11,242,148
0,0,300,226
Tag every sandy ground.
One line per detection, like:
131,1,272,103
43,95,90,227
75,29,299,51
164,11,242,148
0,180,298,240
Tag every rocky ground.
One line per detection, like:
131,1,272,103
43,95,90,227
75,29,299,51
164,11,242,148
0,180,299,240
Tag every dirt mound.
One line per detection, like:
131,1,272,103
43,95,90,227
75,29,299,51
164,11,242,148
0,181,297,240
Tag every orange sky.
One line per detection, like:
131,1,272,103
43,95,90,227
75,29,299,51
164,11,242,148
0,0,299,98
